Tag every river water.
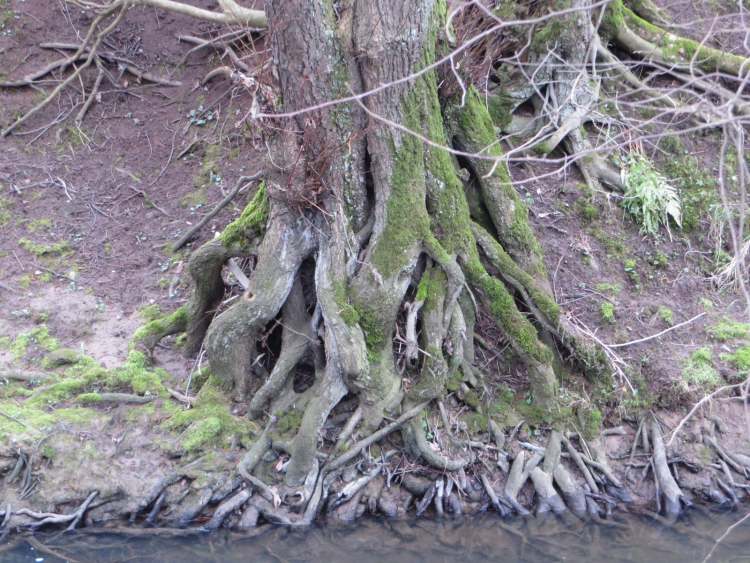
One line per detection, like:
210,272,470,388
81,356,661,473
4,510,750,562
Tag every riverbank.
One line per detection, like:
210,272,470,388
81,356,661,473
2,0,750,541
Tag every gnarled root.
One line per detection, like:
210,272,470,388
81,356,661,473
206,212,316,398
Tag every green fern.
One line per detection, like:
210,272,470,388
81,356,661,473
621,152,682,237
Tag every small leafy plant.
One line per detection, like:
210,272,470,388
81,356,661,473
600,302,616,324
621,152,682,237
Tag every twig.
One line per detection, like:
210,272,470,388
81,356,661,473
606,312,706,349
75,64,105,125
702,510,750,563
667,376,750,447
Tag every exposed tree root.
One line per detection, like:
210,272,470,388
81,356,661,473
651,418,686,521
11,491,98,531
608,1,750,78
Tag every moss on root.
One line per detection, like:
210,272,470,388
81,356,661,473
464,257,552,365
370,108,430,278
131,306,189,350
605,0,750,77
452,88,546,274
219,181,269,248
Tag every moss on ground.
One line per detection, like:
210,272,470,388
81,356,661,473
11,326,59,360
164,377,257,452
18,238,72,257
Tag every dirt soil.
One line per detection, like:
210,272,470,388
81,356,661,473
0,0,749,532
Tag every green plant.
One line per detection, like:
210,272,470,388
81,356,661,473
595,282,621,294
657,306,674,326
621,152,682,237
722,345,750,376
623,259,641,286
661,151,718,232
647,250,669,269
600,302,616,324
708,319,750,342
681,348,721,390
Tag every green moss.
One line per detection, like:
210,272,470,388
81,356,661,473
531,18,565,52
577,406,602,440
107,351,167,395
18,238,72,257
590,227,626,257
354,302,388,352
465,411,489,434
182,417,223,452
470,223,560,324
682,348,721,390
465,256,552,364
0,197,11,227
446,370,464,392
622,5,749,76
600,302,616,324
333,281,360,326
457,89,544,264
486,92,514,129
648,250,669,269
708,319,750,341
165,379,256,452
661,150,718,233
11,326,59,360
76,392,103,404
462,388,481,409
219,182,269,248
274,408,303,436
370,116,429,277
26,218,52,233
138,303,162,321
576,198,599,222
43,348,82,368
0,403,98,442
194,143,222,188
131,306,188,348
29,378,89,406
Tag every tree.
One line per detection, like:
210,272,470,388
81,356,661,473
3,0,749,524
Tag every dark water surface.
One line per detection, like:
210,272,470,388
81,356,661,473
4,510,750,562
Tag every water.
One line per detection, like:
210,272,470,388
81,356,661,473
3,510,749,562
